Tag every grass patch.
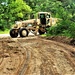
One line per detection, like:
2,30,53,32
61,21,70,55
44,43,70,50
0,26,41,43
41,34,47,37
0,29,9,34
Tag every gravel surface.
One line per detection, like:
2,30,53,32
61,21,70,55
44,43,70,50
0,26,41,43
0,34,10,38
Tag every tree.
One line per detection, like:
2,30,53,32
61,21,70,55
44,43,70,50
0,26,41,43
9,0,32,20
25,0,63,16
0,0,32,30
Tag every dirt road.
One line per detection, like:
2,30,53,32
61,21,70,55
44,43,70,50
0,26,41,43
0,36,75,75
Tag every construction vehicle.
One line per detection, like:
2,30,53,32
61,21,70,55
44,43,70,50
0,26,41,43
10,12,57,38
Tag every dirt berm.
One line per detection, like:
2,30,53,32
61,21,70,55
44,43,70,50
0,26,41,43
0,36,75,75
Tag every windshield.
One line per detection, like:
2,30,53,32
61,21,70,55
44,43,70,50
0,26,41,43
40,14,45,19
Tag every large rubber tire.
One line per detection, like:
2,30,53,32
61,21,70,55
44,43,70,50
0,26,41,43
19,28,29,37
70,39,75,45
38,29,45,35
10,29,18,38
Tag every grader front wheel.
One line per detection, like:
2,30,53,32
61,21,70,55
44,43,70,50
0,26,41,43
10,29,18,38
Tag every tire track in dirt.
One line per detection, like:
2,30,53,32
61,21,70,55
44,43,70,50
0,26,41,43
17,39,31,75
6,38,30,75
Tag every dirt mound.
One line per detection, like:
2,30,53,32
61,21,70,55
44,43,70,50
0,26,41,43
0,36,75,75
45,36,75,46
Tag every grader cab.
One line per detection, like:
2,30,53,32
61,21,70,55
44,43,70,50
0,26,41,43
10,12,52,38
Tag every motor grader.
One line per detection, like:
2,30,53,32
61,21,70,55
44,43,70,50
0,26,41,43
10,12,55,38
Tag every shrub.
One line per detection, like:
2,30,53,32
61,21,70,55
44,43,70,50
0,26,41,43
47,20,72,37
68,22,75,38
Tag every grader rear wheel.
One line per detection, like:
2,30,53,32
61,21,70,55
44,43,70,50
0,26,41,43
70,39,75,45
38,29,45,35
19,28,29,37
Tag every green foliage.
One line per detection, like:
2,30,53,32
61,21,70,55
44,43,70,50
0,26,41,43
0,0,32,31
0,29,9,34
47,19,75,38
44,0,75,38
47,20,70,35
0,0,75,38
9,0,32,20
68,22,75,38
17,13,23,18
25,0,63,15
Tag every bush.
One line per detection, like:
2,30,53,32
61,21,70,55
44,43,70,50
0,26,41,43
47,20,73,37
48,21,69,35
68,22,75,38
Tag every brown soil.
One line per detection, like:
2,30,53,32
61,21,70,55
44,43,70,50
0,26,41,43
0,36,75,75
45,36,75,46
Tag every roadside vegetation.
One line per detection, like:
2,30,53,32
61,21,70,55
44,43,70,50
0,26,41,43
0,29,9,34
0,0,75,38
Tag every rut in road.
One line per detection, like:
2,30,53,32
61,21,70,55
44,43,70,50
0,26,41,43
0,37,75,75
17,39,31,75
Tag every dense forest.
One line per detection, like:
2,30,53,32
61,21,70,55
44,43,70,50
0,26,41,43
0,0,75,38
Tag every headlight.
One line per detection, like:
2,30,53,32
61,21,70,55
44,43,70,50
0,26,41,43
28,24,32,27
